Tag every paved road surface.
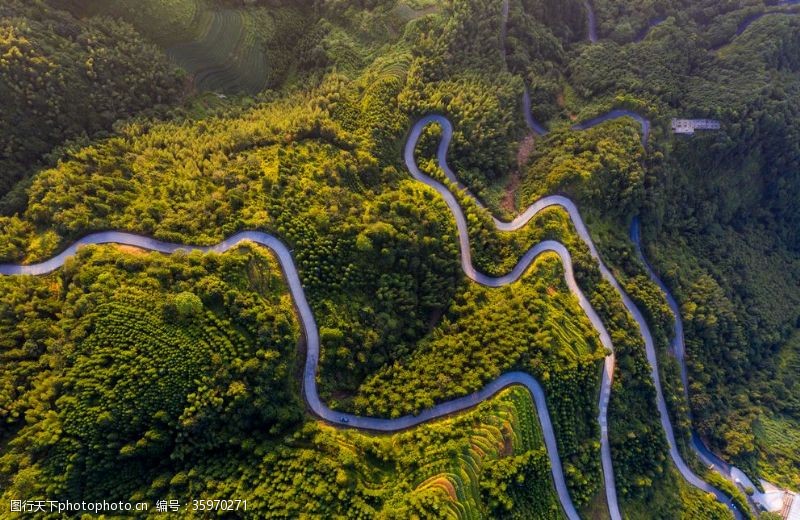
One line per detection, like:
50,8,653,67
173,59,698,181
0,113,747,519
571,109,650,147
0,118,630,520
416,114,741,518
632,220,749,518
584,1,598,43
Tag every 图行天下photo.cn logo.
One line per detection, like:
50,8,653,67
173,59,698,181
9,498,247,515
10,499,153,514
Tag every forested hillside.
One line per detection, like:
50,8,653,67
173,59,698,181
507,0,800,494
0,0,183,206
639,11,800,489
1,0,799,517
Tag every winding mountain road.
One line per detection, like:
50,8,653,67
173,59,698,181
1,122,626,520
0,5,752,516
733,6,800,38
632,220,752,514
571,109,650,147
1,111,744,520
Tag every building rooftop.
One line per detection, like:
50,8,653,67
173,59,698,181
671,118,721,135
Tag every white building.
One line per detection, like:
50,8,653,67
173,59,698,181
671,118,721,134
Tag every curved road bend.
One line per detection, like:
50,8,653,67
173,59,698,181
571,109,650,148
0,114,742,520
711,7,800,51
411,115,624,519
735,8,800,37
632,219,734,473
416,114,741,518
522,95,650,148
0,115,639,520
516,1,651,147
632,220,752,511
521,88,550,136
630,220,690,397
0,230,589,517
3,179,621,520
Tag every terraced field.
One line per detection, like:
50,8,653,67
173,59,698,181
320,386,565,519
81,0,202,45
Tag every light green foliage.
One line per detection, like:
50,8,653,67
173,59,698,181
397,0,527,198
0,245,301,501
171,291,203,321
755,414,800,489
521,120,645,219
1,0,799,514
416,152,676,508
166,387,565,519
553,0,800,491
353,254,602,418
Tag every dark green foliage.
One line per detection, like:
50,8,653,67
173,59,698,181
0,70,462,410
352,255,602,417
637,16,800,479
539,0,800,491
81,0,312,94
178,387,564,518
481,449,561,518
397,0,526,196
598,277,669,499
2,0,799,513
518,0,588,43
0,0,183,198
505,0,569,122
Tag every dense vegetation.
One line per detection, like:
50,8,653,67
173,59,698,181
0,245,563,518
353,253,606,507
1,0,799,516
510,0,800,496
0,0,183,204
210,387,565,518
0,245,302,501
71,0,312,94
634,12,800,488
